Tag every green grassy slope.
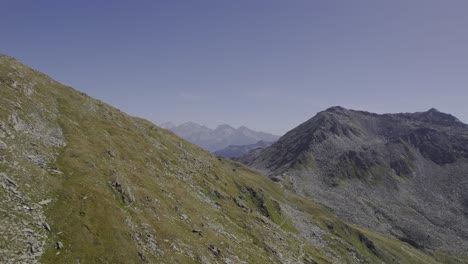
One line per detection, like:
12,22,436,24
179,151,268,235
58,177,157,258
0,54,462,263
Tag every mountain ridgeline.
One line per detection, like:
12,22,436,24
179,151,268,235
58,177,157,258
240,106,468,256
1,54,467,264
214,140,274,158
160,122,279,152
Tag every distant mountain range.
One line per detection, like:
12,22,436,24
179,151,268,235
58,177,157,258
240,106,468,254
160,122,279,152
4,54,457,263
213,140,274,158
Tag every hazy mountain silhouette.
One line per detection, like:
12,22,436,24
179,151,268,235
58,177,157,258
160,122,279,152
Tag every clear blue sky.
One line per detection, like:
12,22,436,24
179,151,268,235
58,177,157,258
2,0,468,135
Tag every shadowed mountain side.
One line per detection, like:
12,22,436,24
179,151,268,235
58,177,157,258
214,140,274,158
3,55,464,263
240,106,468,257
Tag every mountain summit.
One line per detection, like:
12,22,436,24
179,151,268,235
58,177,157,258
1,55,466,263
161,122,279,152
240,106,468,254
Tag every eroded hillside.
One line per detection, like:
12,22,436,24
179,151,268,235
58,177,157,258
0,55,461,263
241,106,468,263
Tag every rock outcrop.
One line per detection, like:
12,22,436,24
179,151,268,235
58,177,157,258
1,54,465,263
240,106,468,255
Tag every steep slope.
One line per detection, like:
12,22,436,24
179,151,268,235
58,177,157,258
0,55,463,264
214,140,274,158
162,122,279,152
240,106,468,258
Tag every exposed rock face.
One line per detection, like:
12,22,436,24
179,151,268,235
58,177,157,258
2,54,466,263
0,54,67,263
240,106,468,254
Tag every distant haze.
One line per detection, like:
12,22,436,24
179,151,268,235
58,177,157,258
2,1,468,134
161,122,279,152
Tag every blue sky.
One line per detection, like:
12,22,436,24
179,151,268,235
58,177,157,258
2,0,468,135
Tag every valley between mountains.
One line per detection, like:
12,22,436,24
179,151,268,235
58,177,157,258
1,54,467,263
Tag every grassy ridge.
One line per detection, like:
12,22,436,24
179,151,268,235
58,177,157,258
0,54,461,263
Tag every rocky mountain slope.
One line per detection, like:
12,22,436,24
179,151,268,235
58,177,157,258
160,122,279,152
1,54,466,263
240,106,468,259
214,141,274,158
